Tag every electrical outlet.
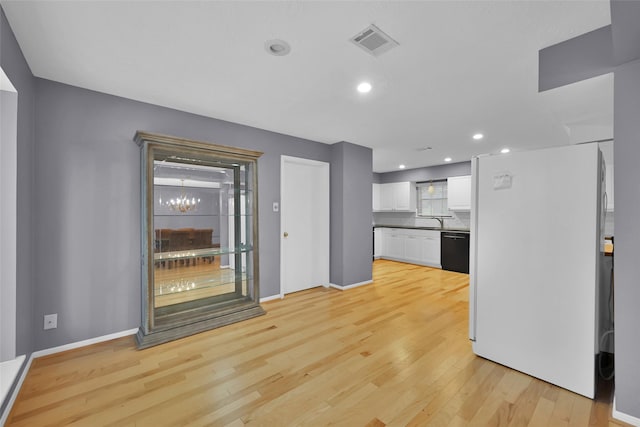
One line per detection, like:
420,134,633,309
44,313,57,330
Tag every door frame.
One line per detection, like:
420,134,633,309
1,67,18,363
279,155,330,297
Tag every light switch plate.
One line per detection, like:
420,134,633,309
273,202,279,212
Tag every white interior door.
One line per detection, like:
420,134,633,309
280,156,329,295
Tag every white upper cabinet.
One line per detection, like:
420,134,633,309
447,175,472,211
392,182,414,210
379,183,395,210
372,183,381,211
373,182,416,212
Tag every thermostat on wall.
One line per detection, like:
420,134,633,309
493,172,513,190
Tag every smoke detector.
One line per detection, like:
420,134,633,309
350,24,399,57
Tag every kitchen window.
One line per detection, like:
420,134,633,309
417,180,449,217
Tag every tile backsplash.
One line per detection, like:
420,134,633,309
374,210,614,237
373,211,470,230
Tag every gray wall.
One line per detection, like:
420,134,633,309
0,88,17,362
32,78,335,350
376,161,471,184
613,58,640,419
330,142,373,287
538,25,614,92
610,0,640,65
330,144,345,285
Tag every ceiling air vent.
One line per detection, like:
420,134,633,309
350,24,399,57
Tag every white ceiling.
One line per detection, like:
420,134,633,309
1,0,613,172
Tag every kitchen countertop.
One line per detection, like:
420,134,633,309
373,225,470,233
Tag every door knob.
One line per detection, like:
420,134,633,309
283,232,289,238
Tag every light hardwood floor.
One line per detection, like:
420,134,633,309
6,260,627,426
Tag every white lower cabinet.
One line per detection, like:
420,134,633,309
376,228,441,268
385,232,405,259
404,235,422,263
421,233,441,267
374,228,384,259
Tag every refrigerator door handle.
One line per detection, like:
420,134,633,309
468,157,479,342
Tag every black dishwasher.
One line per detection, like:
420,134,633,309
441,231,470,274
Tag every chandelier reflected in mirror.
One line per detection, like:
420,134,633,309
160,179,201,213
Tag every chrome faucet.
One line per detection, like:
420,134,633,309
434,217,444,229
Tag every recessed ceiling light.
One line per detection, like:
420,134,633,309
472,133,484,140
500,148,510,154
357,82,372,93
265,39,291,56
444,157,452,162
399,164,406,169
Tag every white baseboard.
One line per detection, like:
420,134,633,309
220,265,230,269
31,328,138,358
613,396,640,426
0,354,31,426
260,294,283,303
329,280,373,291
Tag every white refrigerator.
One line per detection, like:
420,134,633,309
469,143,606,399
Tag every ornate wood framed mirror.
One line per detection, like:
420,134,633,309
134,131,264,348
